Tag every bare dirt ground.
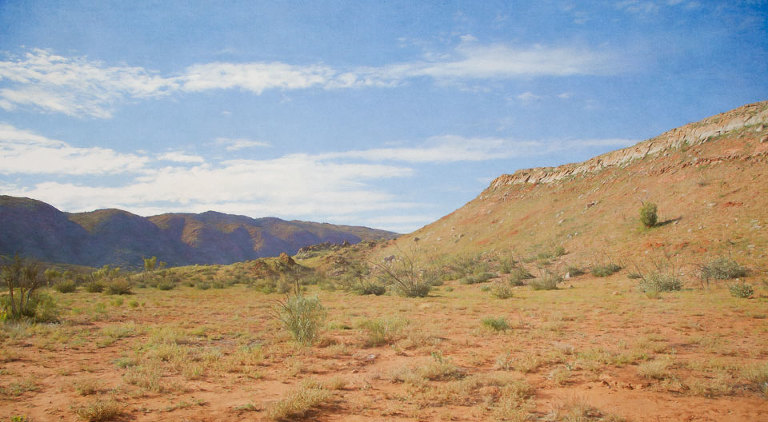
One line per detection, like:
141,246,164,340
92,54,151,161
1,271,766,421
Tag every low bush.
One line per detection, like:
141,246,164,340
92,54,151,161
376,254,434,298
156,280,175,290
104,279,133,295
83,281,104,293
0,291,58,323
460,271,496,285
508,267,534,285
700,257,747,282
53,280,77,293
275,294,326,346
565,265,584,277
591,263,621,277
640,201,658,228
637,272,682,293
481,317,510,332
359,317,407,347
266,381,332,421
729,282,754,298
489,280,513,299
73,398,124,421
530,273,562,290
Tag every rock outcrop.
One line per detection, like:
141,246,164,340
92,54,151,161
489,101,768,188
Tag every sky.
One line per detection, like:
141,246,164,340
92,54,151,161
0,1,766,233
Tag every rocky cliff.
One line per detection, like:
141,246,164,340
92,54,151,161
489,101,768,188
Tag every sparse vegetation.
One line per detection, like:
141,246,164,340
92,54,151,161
73,398,124,421
266,380,332,420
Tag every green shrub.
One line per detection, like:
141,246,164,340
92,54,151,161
1,291,58,323
700,257,747,281
359,317,407,347
591,263,621,277
530,273,562,290
275,294,326,346
1,256,47,321
640,202,658,228
497,256,517,274
83,281,105,293
104,279,133,295
354,281,386,296
565,265,584,277
460,271,495,285
53,280,77,293
195,282,211,290
481,317,510,332
729,282,754,298
490,280,514,299
156,280,175,290
508,267,534,285
637,272,682,293
376,254,434,298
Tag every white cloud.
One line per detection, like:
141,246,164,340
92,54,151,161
516,91,541,102
215,137,271,151
9,155,414,218
323,135,542,163
181,62,335,93
0,42,621,117
157,151,205,163
0,123,148,174
0,49,177,118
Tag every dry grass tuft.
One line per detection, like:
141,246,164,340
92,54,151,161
266,380,333,420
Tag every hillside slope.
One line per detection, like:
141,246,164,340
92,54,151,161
385,101,768,274
0,199,396,267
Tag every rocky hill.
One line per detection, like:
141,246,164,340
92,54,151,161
0,199,396,267
382,101,768,274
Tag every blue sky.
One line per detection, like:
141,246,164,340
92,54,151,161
1,1,766,233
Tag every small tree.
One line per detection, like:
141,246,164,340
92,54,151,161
640,201,658,228
1,255,50,321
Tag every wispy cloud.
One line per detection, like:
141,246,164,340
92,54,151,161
215,137,271,151
181,62,335,93
324,135,541,163
0,123,148,174
0,41,622,118
157,151,205,164
0,49,177,118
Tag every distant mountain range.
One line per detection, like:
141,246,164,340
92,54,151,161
0,196,397,268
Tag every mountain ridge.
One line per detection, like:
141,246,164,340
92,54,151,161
0,198,396,267
380,101,768,273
